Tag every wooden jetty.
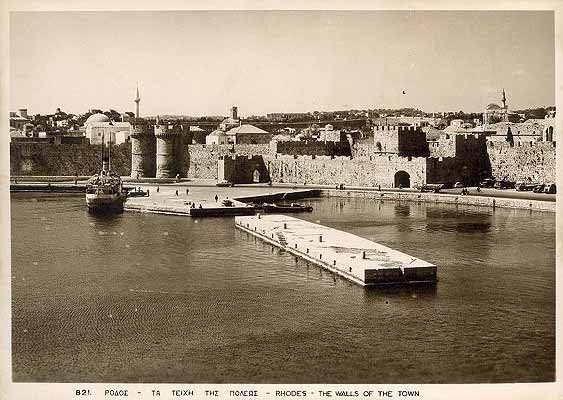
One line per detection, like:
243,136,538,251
235,214,437,286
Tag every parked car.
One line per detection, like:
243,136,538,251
494,181,514,189
216,180,234,187
515,181,536,191
419,184,443,193
544,184,556,194
454,182,464,188
480,178,495,188
533,184,545,193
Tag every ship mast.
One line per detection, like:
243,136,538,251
101,131,109,173
108,130,112,173
101,132,105,172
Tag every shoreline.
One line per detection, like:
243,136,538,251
322,189,556,213
9,176,556,213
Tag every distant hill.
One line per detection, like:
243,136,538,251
145,115,224,121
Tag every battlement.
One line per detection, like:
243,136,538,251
130,124,154,136
487,140,556,149
373,125,423,132
154,123,183,137
219,154,265,162
271,139,351,157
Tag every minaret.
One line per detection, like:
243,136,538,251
134,85,141,118
501,89,508,122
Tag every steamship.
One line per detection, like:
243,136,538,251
85,132,127,212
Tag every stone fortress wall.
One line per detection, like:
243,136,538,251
130,124,156,178
10,126,557,186
10,142,132,176
218,155,271,184
487,141,556,182
270,140,351,157
265,154,426,187
187,144,270,179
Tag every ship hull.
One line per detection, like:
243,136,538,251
86,193,126,213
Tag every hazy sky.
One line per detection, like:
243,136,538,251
10,10,554,117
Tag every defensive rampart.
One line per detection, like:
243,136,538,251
265,154,426,187
187,144,270,179
487,141,556,182
9,138,557,187
271,140,351,156
10,142,131,176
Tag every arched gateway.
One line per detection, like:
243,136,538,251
394,171,410,188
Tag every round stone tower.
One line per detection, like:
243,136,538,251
130,119,156,178
155,118,184,178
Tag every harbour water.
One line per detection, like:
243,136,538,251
11,193,555,383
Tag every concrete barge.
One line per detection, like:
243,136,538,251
235,214,437,286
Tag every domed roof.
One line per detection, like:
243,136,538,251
486,103,501,110
209,129,227,137
85,113,110,124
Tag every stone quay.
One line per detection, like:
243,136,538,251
235,214,438,286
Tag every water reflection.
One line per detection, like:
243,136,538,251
363,283,437,300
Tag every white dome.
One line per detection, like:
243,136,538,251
209,129,227,137
85,113,110,124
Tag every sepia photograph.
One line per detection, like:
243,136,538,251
2,2,560,399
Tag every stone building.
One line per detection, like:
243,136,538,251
226,124,272,144
10,109,30,131
486,114,556,146
84,113,132,145
483,89,520,125
318,124,346,142
219,106,240,131
372,125,429,157
206,129,229,145
542,112,556,142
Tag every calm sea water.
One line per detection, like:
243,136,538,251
11,193,555,383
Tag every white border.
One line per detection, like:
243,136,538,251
1,1,561,399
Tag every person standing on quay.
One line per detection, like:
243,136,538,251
215,194,218,202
